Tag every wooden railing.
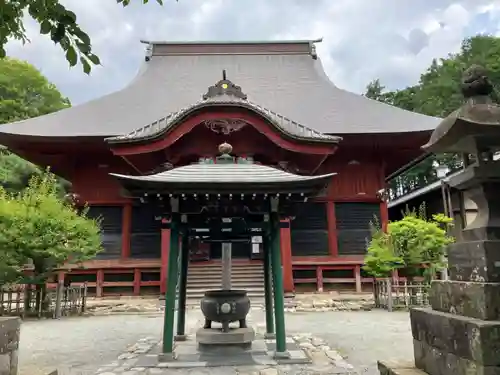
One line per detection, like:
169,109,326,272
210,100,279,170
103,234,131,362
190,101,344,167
386,157,464,202
0,283,87,318
373,279,430,311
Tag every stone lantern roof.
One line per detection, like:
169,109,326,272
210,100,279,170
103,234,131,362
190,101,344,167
422,65,500,156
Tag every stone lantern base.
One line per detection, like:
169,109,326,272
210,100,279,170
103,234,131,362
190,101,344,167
380,165,500,375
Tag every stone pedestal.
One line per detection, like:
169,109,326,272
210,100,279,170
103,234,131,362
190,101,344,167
380,66,500,375
196,327,255,347
410,169,500,375
380,166,500,375
0,317,20,375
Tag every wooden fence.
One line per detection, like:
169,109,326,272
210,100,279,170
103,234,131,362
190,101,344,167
0,283,87,318
374,279,430,311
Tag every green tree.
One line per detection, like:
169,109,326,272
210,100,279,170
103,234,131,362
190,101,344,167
365,79,389,102
369,35,500,192
368,35,500,117
0,57,70,192
364,206,454,280
0,172,102,286
0,57,70,123
0,0,170,73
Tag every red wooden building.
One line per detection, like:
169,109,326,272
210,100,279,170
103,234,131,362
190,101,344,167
0,40,439,296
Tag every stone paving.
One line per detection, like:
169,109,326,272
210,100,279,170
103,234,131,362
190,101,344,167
84,293,375,316
94,309,357,375
19,308,413,375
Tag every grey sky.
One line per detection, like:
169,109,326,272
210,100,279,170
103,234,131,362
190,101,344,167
6,0,500,105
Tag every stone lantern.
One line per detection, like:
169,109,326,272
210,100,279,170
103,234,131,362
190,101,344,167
379,65,500,374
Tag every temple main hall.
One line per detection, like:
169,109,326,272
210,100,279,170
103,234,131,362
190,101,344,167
0,39,440,297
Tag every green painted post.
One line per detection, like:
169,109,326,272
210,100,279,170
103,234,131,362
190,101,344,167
263,234,275,338
270,212,288,356
162,214,180,355
175,233,189,340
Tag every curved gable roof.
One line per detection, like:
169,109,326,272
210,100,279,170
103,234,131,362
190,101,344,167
106,79,341,144
0,39,440,139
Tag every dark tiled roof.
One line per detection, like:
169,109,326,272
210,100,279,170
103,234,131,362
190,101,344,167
0,40,440,138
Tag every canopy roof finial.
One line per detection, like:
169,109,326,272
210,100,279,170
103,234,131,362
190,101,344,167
218,142,232,155
216,142,234,164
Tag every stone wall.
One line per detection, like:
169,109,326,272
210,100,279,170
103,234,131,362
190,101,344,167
0,317,20,375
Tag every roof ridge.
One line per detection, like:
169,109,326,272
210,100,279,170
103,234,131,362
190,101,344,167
106,95,340,144
141,38,323,45
106,73,340,144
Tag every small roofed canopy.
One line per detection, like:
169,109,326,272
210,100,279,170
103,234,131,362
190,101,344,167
110,142,336,195
422,65,500,156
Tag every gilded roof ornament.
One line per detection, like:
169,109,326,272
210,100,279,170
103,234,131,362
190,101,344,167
203,70,248,100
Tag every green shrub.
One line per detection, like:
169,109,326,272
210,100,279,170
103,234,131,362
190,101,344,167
364,204,454,279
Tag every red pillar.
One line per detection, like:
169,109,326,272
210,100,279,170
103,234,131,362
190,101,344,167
133,268,141,296
57,271,66,284
355,265,362,293
96,269,104,298
160,219,171,295
121,202,132,259
326,201,338,257
380,201,389,232
280,219,294,293
316,266,324,292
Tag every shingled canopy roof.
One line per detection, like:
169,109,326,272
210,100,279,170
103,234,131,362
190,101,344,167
111,143,336,194
0,39,440,139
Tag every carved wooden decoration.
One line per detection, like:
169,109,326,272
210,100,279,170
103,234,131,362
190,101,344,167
204,119,247,134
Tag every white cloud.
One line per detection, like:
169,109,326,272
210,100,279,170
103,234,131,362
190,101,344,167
5,0,500,104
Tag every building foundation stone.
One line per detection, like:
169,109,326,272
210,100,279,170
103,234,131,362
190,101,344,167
0,317,20,375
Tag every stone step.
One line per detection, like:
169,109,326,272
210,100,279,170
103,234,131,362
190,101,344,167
186,290,265,300
186,261,265,301
185,298,265,305
187,286,265,293
187,278,263,284
187,274,264,281
377,361,428,375
186,284,264,294
188,269,263,273
186,294,265,301
188,267,264,273
188,271,264,280
187,279,264,285
189,263,263,269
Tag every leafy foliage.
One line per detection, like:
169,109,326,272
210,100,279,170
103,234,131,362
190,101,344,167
0,0,171,73
0,57,70,124
363,204,454,280
0,57,70,192
0,171,102,285
366,35,500,192
365,35,500,117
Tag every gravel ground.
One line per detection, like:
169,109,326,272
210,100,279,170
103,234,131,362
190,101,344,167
19,310,413,375
286,310,413,374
